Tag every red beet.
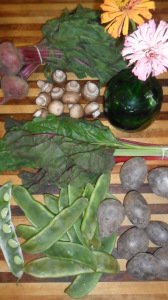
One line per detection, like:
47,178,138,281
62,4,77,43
0,42,23,75
1,75,29,103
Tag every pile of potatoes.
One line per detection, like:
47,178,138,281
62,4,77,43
34,69,101,119
97,157,168,280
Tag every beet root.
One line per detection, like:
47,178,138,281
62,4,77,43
0,42,23,75
1,75,29,103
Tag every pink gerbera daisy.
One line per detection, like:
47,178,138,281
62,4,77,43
122,20,168,80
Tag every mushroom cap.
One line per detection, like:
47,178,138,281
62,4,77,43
62,91,81,104
84,101,99,115
33,108,48,118
35,93,51,107
41,82,53,93
52,69,67,84
48,100,64,116
51,87,64,100
83,81,99,101
65,80,81,93
69,104,84,119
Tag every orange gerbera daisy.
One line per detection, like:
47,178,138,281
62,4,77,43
100,0,155,38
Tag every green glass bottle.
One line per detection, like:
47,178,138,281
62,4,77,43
104,69,163,131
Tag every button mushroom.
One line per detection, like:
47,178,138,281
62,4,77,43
35,92,51,107
33,108,48,118
62,91,81,105
83,81,99,101
51,87,64,100
52,70,67,84
69,104,84,119
84,102,101,118
65,80,81,93
48,100,64,116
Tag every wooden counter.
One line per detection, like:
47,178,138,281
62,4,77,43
0,1,168,299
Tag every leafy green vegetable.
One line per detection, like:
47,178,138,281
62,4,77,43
0,116,115,193
42,6,126,85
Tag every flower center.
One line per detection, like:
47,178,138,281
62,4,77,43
146,48,157,59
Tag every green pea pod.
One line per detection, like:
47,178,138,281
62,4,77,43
81,173,111,242
58,187,69,211
45,241,97,270
22,197,88,254
24,257,93,278
44,194,59,214
13,186,54,228
68,184,86,245
83,183,94,199
65,233,117,299
93,251,119,273
16,224,70,242
0,182,24,278
16,225,38,239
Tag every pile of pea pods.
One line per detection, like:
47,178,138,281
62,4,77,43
0,173,119,299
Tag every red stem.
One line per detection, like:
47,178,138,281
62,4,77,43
115,156,168,163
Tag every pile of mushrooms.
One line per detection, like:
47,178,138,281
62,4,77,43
34,69,101,119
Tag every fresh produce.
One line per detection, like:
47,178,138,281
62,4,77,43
35,75,101,120
0,182,24,278
0,41,23,75
148,167,168,199
22,197,88,254
124,191,151,228
0,115,168,193
117,227,149,259
126,253,159,280
145,221,168,247
1,75,29,103
81,173,111,243
12,180,119,296
97,198,125,237
0,6,126,103
154,247,168,279
120,157,147,191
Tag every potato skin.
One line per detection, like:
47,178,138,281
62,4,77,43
117,227,149,259
120,157,147,192
124,191,151,228
145,221,168,247
127,253,159,280
97,199,125,238
154,247,168,279
148,167,168,199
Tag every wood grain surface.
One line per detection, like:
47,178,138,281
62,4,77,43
0,0,168,299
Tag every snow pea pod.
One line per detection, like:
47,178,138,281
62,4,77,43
16,224,38,239
93,251,119,273
22,197,88,253
81,173,111,242
44,194,59,214
16,224,70,242
0,182,24,278
24,257,93,278
13,186,53,228
45,241,97,270
65,233,117,298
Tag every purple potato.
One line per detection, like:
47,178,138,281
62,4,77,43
127,252,159,280
120,157,147,192
154,247,168,279
124,191,151,228
117,227,149,259
148,167,168,199
146,221,168,247
97,199,125,238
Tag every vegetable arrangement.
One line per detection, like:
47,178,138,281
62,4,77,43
1,115,168,194
0,6,126,103
0,175,119,298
